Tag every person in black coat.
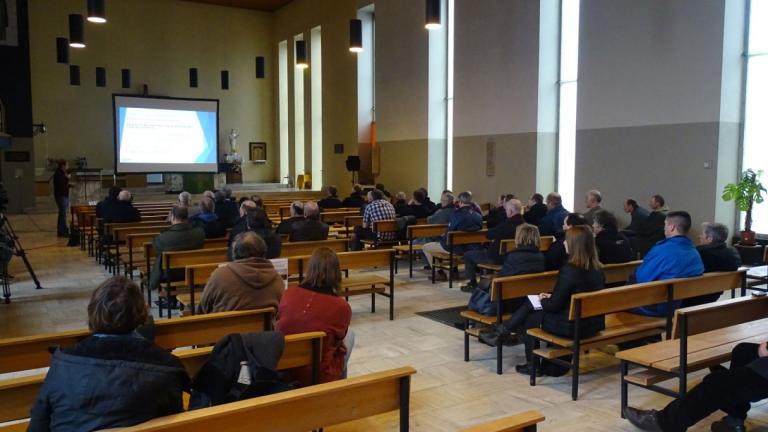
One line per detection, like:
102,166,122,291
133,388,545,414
289,201,330,242
544,213,588,270
228,200,281,260
189,197,226,239
96,186,122,218
318,186,343,210
591,210,634,264
214,190,240,229
276,201,304,236
342,184,366,208
487,194,515,229
52,160,71,237
498,226,546,277
480,226,605,376
524,193,548,227
103,190,141,224
682,222,742,307
633,194,668,256
404,189,432,219
29,276,189,431
393,192,409,216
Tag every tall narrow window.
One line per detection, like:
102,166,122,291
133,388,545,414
278,40,289,183
743,0,768,234
310,26,323,190
293,34,306,176
357,6,375,179
445,0,455,191
557,0,580,211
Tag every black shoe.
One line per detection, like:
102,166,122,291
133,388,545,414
711,416,746,432
453,321,467,330
515,363,543,377
460,282,477,293
622,407,662,431
478,328,501,347
433,270,448,282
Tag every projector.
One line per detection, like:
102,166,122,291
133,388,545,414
0,133,11,149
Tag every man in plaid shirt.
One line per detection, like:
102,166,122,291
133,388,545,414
351,189,396,250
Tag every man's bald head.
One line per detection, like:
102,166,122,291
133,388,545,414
304,201,320,219
118,190,132,201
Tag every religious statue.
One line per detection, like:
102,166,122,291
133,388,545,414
228,128,239,154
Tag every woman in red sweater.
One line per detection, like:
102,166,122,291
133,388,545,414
276,248,353,386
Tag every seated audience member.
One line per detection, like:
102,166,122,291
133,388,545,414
624,341,768,432
419,187,438,215
434,189,453,211
342,184,366,208
318,186,343,210
149,206,205,293
487,194,515,229
422,191,483,281
539,192,570,237
427,192,456,225
29,276,189,431
197,232,284,314
681,222,741,307
177,191,199,219
631,211,704,317
228,200,281,260
634,194,668,256
498,224,546,277
393,191,409,215
479,226,605,376
460,198,525,292
214,189,240,228
289,201,330,242
524,193,548,227
375,183,392,200
622,198,649,234
95,186,121,218
404,189,432,219
277,248,353,386
276,201,304,235
351,189,397,250
545,213,588,270
189,197,226,239
103,190,141,224
202,190,215,201
591,209,634,264
582,189,603,225
250,194,265,209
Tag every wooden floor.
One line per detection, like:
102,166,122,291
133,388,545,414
2,211,768,431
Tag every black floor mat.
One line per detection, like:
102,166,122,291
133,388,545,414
415,305,467,329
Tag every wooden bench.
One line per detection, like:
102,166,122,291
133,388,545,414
461,410,545,432
344,215,363,237
527,270,745,400
361,219,401,249
108,224,169,275
432,230,489,288
461,261,643,374
280,238,349,257
617,294,768,416
321,210,362,225
98,366,416,432
160,247,230,317
392,223,447,278
476,236,556,274
0,330,321,427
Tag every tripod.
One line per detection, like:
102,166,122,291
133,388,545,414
0,212,42,303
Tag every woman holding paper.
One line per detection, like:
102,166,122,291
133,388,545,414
479,225,605,375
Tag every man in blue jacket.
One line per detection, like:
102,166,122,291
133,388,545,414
631,210,704,317
538,192,569,237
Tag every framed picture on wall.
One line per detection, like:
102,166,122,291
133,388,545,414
249,142,267,163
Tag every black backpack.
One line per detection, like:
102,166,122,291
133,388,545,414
189,332,294,409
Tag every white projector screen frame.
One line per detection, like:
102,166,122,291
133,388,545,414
113,95,220,173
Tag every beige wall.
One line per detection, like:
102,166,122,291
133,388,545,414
28,0,275,182
273,0,358,193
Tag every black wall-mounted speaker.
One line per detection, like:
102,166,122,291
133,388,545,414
69,65,80,86
189,68,198,88
334,144,344,154
95,67,106,87
121,69,131,88
221,70,229,90
345,156,361,172
56,37,69,64
256,56,265,78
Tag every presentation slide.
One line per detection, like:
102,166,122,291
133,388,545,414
113,96,219,173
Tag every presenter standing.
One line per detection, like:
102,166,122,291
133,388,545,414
52,160,70,237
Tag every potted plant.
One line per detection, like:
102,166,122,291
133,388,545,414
722,168,767,245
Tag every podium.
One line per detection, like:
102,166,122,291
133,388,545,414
72,168,103,204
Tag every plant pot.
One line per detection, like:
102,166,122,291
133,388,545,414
740,230,757,246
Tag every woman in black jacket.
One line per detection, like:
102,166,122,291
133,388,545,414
544,213,588,270
480,225,605,375
228,202,281,260
498,223,546,277
592,209,634,264
29,276,189,431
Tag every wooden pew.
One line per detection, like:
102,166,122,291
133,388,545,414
280,238,348,257
98,367,417,432
527,270,745,400
320,210,361,225
0,330,320,427
361,219,400,249
617,293,768,415
160,247,230,317
461,410,545,432
432,230,489,288
108,224,169,275
344,215,363,237
392,223,447,278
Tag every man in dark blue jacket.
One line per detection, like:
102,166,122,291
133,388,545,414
422,191,483,281
538,192,569,237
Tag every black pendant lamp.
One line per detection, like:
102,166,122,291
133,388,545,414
295,40,308,69
68,14,85,48
87,0,107,23
56,37,70,63
349,19,363,53
425,0,441,30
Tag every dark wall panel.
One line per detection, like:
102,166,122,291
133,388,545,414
0,0,33,137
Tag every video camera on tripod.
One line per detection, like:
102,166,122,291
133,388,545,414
0,182,42,303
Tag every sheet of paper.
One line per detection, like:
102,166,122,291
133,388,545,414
270,258,289,290
527,295,543,310
747,266,767,278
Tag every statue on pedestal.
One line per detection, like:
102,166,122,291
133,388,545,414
228,129,239,154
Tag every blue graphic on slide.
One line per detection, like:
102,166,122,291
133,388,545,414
118,107,217,164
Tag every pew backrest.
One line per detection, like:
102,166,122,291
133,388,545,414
407,223,447,240
461,410,545,432
447,229,489,247
672,293,768,338
279,238,348,257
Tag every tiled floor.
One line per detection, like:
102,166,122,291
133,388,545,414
1,210,767,431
